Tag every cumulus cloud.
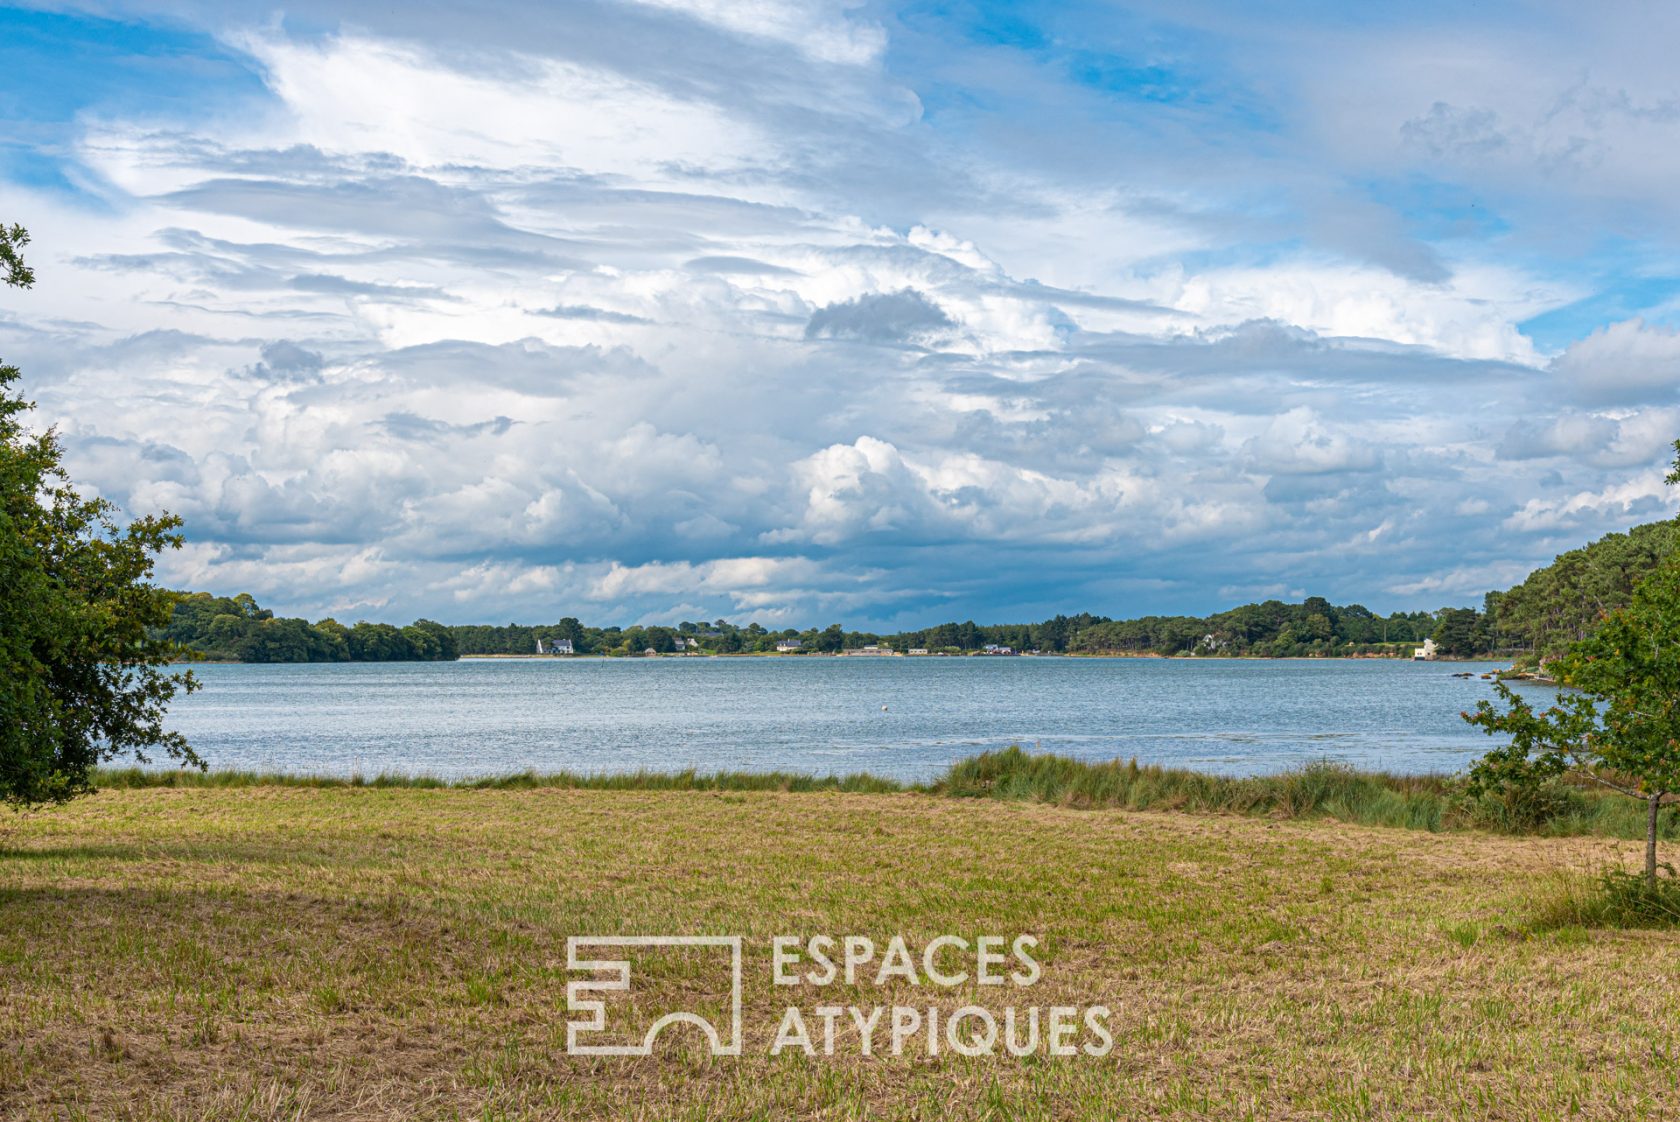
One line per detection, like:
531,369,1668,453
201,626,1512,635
1503,475,1671,534
5,2,1680,626
245,340,324,382
1246,409,1379,477
804,288,953,344
773,437,932,545
1551,319,1680,406
1497,413,1620,460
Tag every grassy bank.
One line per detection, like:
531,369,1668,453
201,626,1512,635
93,763,905,795
3,782,1677,1120
94,745,1680,843
941,748,1680,840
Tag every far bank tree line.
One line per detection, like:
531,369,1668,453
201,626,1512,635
450,602,1447,658
164,517,1678,663
166,592,1446,662
164,593,458,663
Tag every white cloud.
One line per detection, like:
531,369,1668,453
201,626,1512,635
619,0,886,66
1167,260,1552,363
1388,561,1535,599
239,33,766,180
1551,318,1680,405
1497,412,1619,460
6,2,1680,627
590,556,817,601
1503,475,1670,534
1246,408,1378,476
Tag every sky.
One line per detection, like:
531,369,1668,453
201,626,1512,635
1,0,1678,629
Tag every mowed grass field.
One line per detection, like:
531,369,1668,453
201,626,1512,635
3,785,1678,1121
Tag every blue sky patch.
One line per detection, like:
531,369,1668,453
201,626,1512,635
0,6,269,195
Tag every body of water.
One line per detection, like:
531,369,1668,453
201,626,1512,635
159,656,1542,782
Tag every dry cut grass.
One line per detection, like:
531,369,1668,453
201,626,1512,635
2,785,1677,1120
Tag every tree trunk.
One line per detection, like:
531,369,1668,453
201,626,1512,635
1646,793,1663,890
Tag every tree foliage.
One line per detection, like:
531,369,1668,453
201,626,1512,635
1465,557,1680,886
0,223,33,290
1,227,200,808
1464,445,1680,886
1485,519,1680,662
163,591,457,663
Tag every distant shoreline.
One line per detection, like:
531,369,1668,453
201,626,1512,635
174,651,1520,666
454,651,1509,663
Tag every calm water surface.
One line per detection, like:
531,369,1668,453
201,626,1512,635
162,657,1543,782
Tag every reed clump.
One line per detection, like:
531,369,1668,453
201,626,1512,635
935,746,1680,842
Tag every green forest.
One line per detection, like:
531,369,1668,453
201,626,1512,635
1483,518,1679,661
163,593,457,663
160,516,1680,663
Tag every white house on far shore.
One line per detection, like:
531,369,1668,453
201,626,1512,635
537,637,574,655
775,639,802,652
1412,638,1438,661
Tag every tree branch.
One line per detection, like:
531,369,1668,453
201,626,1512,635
1577,769,1647,799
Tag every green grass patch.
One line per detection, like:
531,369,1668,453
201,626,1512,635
4,781,1679,1119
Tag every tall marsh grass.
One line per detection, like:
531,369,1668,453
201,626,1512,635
92,765,902,795
1527,866,1680,929
936,746,1680,841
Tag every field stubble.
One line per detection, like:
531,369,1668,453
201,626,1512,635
1,785,1676,1120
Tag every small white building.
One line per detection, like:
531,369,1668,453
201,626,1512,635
907,648,930,656
537,637,574,655
775,639,803,652
1412,638,1438,661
